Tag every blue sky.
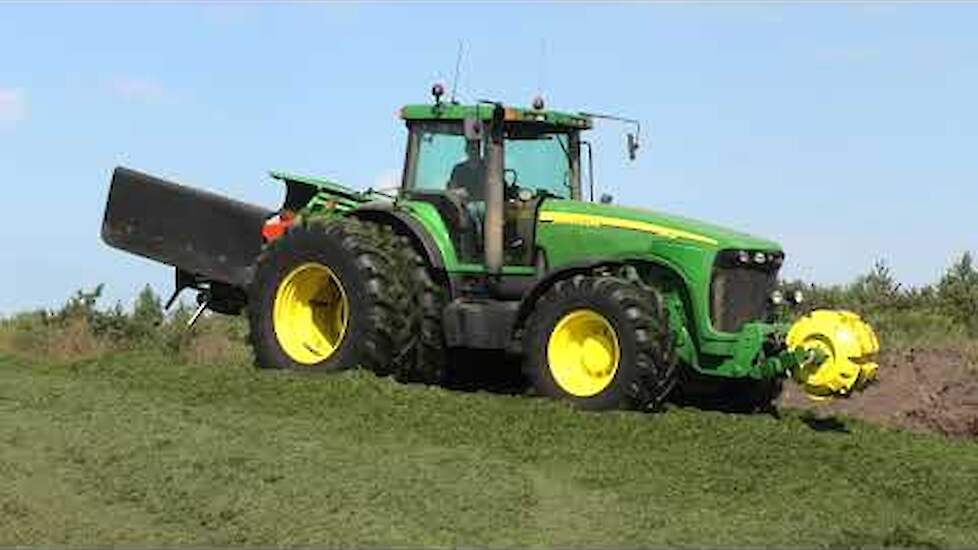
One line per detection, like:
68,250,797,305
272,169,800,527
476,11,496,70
1,2,976,313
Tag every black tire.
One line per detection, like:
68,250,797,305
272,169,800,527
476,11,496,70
375,229,449,385
247,217,411,373
522,274,677,411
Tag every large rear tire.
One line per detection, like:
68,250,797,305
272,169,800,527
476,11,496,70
522,275,677,411
386,232,448,385
247,217,411,373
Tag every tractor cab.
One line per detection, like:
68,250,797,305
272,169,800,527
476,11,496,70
398,93,591,272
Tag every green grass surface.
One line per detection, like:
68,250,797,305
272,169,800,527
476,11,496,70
2,351,977,548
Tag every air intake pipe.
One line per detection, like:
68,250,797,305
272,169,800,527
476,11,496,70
483,103,505,275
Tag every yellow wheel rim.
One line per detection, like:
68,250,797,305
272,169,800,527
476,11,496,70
273,262,349,365
546,309,621,397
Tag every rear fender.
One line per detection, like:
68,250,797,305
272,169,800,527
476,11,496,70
515,260,617,328
514,258,699,354
350,205,446,270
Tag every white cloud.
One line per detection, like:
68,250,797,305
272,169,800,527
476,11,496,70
108,77,167,102
0,88,27,125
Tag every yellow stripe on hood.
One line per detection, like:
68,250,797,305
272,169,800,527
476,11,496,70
538,211,719,246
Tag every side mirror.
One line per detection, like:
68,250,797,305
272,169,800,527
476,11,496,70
600,193,613,204
627,133,639,161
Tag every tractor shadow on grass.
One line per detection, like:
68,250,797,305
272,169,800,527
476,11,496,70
442,350,528,396
666,373,785,417
668,392,784,418
437,355,796,421
798,412,851,434
437,357,850,433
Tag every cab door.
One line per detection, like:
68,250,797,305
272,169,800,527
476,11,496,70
502,127,580,270
403,120,486,264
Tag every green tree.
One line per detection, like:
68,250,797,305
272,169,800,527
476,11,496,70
937,251,978,331
56,284,104,322
132,284,164,330
849,259,902,310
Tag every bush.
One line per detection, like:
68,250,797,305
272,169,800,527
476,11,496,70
0,284,251,365
937,252,978,333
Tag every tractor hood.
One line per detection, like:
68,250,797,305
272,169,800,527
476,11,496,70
540,199,781,251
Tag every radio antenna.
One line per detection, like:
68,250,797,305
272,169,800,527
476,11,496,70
538,38,548,98
450,40,464,104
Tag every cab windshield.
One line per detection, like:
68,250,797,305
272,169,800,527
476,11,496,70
505,126,574,199
407,121,578,200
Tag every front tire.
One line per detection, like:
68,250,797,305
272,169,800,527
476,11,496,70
522,275,677,411
247,217,409,373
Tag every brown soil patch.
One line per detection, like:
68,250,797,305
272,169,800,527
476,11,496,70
779,347,978,438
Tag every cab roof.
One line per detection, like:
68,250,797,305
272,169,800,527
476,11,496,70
399,103,592,130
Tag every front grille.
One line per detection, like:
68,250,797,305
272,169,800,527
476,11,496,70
710,253,780,333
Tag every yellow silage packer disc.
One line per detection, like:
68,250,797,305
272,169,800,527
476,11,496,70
786,309,880,400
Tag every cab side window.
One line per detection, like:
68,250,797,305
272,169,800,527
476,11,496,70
415,132,468,191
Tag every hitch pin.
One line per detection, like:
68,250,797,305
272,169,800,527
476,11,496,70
187,298,209,328
164,287,183,311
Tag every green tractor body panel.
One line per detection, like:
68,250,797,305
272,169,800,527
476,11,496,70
398,200,459,264
270,171,362,201
270,171,400,214
538,199,780,251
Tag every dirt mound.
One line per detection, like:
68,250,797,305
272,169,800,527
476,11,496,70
779,347,978,438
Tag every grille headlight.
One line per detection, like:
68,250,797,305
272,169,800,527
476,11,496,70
717,249,785,269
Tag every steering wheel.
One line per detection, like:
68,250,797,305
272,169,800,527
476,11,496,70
504,168,519,187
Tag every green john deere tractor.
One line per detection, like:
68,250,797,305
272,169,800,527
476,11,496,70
101,86,879,411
